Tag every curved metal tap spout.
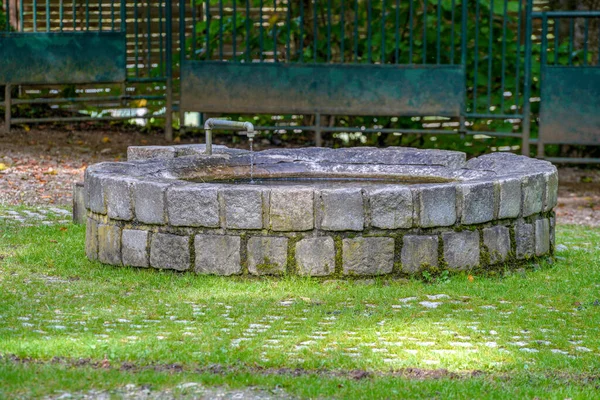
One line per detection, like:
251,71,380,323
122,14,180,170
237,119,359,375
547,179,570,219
203,118,255,155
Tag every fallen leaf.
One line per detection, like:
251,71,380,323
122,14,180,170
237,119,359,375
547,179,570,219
102,136,111,144
468,275,474,282
0,163,8,171
59,227,68,232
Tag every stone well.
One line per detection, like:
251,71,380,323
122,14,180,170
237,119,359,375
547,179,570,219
84,146,557,276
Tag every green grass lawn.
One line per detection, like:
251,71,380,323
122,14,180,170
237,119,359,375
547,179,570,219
0,210,599,399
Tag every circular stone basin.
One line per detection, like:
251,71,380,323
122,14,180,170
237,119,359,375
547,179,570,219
84,145,558,277
191,176,454,188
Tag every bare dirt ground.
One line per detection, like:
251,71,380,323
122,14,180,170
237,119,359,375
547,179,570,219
1,126,599,226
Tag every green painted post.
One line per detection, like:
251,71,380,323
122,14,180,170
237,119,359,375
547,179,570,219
459,0,467,134
537,14,548,159
522,0,533,156
165,0,173,141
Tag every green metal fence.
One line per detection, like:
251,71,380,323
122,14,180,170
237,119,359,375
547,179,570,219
1,0,600,162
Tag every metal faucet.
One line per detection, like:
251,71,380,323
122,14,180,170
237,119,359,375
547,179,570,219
203,118,255,155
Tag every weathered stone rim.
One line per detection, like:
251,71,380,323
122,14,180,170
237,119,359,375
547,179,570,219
85,146,558,276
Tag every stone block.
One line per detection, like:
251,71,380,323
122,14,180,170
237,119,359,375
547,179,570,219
522,173,545,217
295,237,335,276
496,176,522,219
483,226,511,264
342,237,394,275
105,177,135,221
416,185,456,228
320,188,364,231
72,182,86,225
401,235,439,273
247,237,288,275
85,217,98,261
195,235,242,275
134,181,170,225
222,187,264,229
167,185,219,227
442,231,480,270
535,218,550,256
150,233,191,271
87,173,106,214
515,222,534,259
122,229,149,267
97,224,122,265
369,187,413,229
270,188,314,231
127,146,176,161
459,181,495,225
543,170,558,212
550,216,556,249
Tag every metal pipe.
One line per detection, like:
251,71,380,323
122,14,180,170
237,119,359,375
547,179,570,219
203,118,255,155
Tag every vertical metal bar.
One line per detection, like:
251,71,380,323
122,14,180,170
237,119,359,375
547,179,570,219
111,0,115,31
259,0,263,61
353,0,358,62
487,0,493,111
134,0,139,76
554,17,559,65
60,0,64,31
299,0,304,62
473,0,480,112
207,0,212,60
408,0,413,63
147,0,151,74
33,0,37,32
86,0,90,30
381,0,386,63
46,0,49,31
499,0,507,112
20,0,24,31
246,0,251,61
514,0,522,113
583,18,589,65
72,0,75,30
233,0,237,61
450,0,455,64
315,113,322,147
568,18,573,65
179,0,185,129
340,0,344,63
436,0,441,64
165,0,173,141
314,0,318,62
327,0,332,62
422,0,427,64
459,0,467,133
286,0,291,62
522,0,533,156
395,0,400,63
99,0,103,30
3,85,10,134
159,0,164,73
191,0,196,57
272,0,277,61
367,0,372,63
219,0,223,60
120,0,126,32
538,14,548,158
178,0,184,69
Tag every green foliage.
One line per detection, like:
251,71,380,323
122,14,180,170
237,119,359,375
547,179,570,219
0,6,7,32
